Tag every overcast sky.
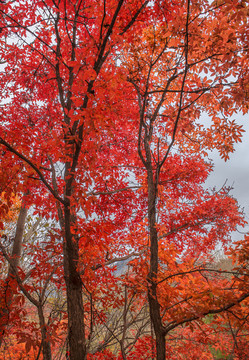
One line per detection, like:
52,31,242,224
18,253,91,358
205,115,249,241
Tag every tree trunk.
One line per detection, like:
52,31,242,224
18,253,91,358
63,204,86,360
147,168,166,360
148,288,166,360
0,198,28,347
8,203,28,274
37,304,52,360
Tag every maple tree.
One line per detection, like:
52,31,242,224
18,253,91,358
0,0,249,359
0,1,154,358
121,0,249,358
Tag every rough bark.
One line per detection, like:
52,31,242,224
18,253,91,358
147,167,166,360
63,203,86,360
38,304,52,360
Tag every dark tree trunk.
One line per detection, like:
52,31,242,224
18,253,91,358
147,167,166,360
37,304,52,360
63,204,86,360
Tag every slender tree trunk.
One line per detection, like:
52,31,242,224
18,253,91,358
63,204,86,360
37,304,52,360
0,198,28,347
147,168,166,360
148,287,166,360
8,204,28,274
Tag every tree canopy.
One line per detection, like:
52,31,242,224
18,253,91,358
0,0,249,359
